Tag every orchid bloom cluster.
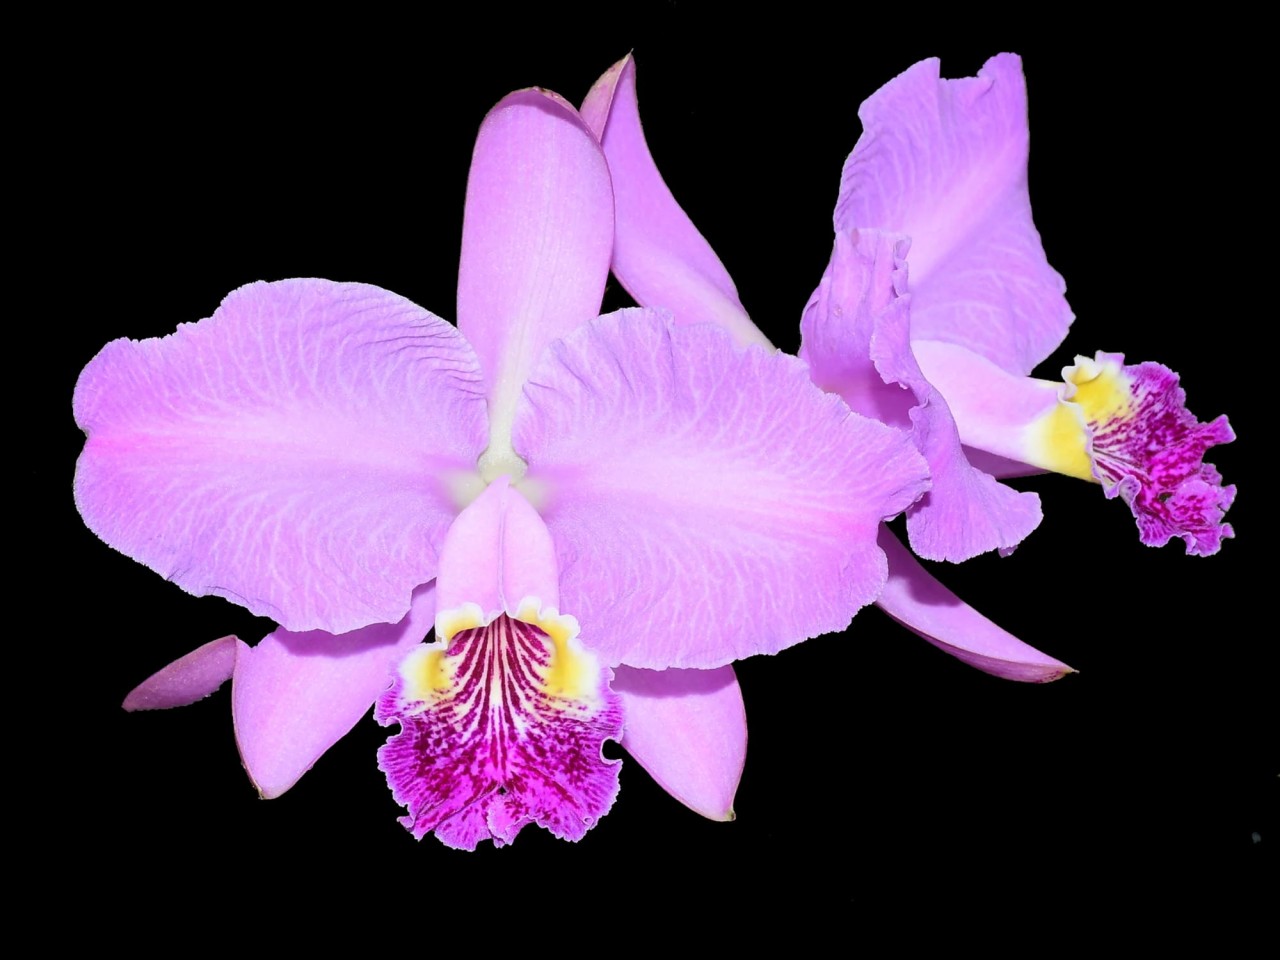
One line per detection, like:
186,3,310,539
81,53,1235,850
585,54,1234,678
83,87,927,847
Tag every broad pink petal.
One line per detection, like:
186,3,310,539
74,279,486,635
122,635,238,711
434,477,560,618
514,308,930,669
801,229,1041,560
876,529,1073,682
613,665,745,821
582,56,769,349
835,54,1071,375
457,88,613,452
233,583,436,799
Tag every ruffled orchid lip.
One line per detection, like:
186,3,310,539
1061,353,1236,556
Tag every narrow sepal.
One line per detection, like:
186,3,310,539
582,55,768,348
457,88,614,452
876,529,1074,682
614,665,745,821
233,584,435,799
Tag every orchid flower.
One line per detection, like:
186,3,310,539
83,87,929,848
808,54,1235,560
582,54,1230,683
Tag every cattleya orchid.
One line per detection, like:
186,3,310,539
84,87,930,847
582,53,1233,680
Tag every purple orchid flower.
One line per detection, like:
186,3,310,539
808,54,1235,561
83,87,929,848
582,53,1231,682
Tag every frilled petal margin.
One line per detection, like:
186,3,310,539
76,280,487,635
613,665,746,821
514,308,930,669
876,529,1072,682
801,229,1041,561
124,584,436,797
835,54,1072,376
377,481,623,849
914,342,1236,556
457,88,614,456
580,55,768,349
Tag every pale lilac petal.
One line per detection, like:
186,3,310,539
801,229,1041,560
434,477,559,620
836,54,1072,375
514,308,929,669
876,529,1073,682
582,56,769,349
377,616,623,849
613,665,745,821
122,635,238,711
233,583,436,799
74,279,486,635
456,88,613,454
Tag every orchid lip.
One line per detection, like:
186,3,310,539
379,594,623,849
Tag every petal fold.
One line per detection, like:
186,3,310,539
514,308,929,668
876,529,1073,682
433,477,559,621
456,88,614,455
582,55,769,349
613,665,745,821
75,279,487,635
801,229,1041,560
233,583,436,799
835,54,1071,375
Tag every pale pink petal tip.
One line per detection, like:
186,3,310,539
613,665,746,821
877,530,1074,683
122,635,238,711
1075,354,1235,556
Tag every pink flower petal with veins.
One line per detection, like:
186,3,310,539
836,54,1072,376
76,279,485,635
515,308,929,668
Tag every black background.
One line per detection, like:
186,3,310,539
37,8,1268,913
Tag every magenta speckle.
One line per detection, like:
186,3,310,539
1085,354,1235,556
375,616,623,850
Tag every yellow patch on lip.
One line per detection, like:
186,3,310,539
1025,355,1133,482
512,597,596,702
399,602,486,703
402,598,601,709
